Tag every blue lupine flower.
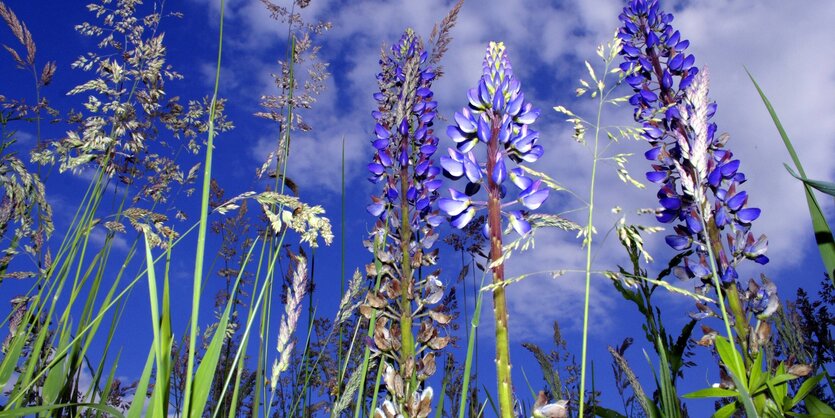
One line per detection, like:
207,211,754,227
618,0,767,287
439,42,545,235
367,29,444,235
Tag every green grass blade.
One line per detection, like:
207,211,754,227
184,0,226,413
457,270,488,418
127,348,156,418
747,70,835,281
0,315,29,387
784,164,835,198
0,403,124,418
790,373,825,409
803,394,835,416
143,231,166,417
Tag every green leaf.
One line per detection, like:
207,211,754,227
714,337,745,386
682,387,739,399
0,403,124,418
126,349,155,418
594,406,628,418
713,401,737,418
790,373,825,409
769,373,800,387
785,164,835,197
803,395,835,417
747,70,835,282
748,351,767,395
189,309,230,418
0,324,27,387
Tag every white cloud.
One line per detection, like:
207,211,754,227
194,0,835,343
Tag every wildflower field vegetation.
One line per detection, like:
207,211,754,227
0,0,833,417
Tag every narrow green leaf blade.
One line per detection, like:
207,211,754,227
126,348,155,418
784,164,835,197
747,70,835,281
790,373,825,408
683,387,739,399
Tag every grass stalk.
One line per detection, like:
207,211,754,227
183,0,225,414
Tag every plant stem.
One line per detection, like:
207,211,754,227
578,75,605,417
485,114,513,418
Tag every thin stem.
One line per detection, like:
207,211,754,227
183,0,224,413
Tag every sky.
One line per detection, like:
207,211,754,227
2,0,834,415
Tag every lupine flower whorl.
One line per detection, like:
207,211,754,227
618,0,768,296
440,41,546,235
368,28,444,237
363,28,451,415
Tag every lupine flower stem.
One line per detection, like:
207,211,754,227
698,215,744,376
484,115,514,418
399,163,416,389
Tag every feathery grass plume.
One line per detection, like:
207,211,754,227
31,0,232,209
0,1,54,282
607,343,652,417
256,0,332,177
440,41,544,418
362,24,456,417
522,321,590,417
271,254,308,389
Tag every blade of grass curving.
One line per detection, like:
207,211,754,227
199,238,273,418
784,164,835,197
656,336,680,418
95,349,122,418
143,230,167,417
126,348,156,418
458,269,488,418
86,294,127,407
332,308,364,418
42,318,72,405
435,367,449,418
481,384,498,416
370,352,385,416
0,312,30,387
184,0,226,414
207,237,259,418
747,70,835,282
189,302,231,418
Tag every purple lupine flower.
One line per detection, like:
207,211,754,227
439,41,545,235
367,29,444,237
618,0,767,288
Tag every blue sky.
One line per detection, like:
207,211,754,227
2,0,834,415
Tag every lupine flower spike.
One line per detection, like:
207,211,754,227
618,0,774,358
362,26,458,417
441,41,544,418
